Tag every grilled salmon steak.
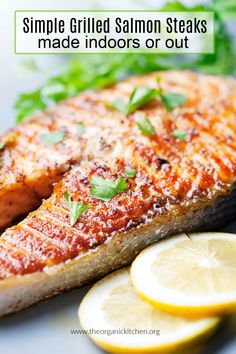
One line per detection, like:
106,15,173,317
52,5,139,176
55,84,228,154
0,71,236,316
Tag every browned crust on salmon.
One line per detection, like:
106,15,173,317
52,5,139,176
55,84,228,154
0,71,236,316
1,70,235,229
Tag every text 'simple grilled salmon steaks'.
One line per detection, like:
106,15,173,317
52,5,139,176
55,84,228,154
0,71,236,317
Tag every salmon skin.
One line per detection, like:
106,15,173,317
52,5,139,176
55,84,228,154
0,71,236,316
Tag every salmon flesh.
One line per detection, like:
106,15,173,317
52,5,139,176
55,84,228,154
0,71,236,316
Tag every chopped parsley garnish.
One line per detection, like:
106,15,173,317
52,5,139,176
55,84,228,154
112,81,186,116
126,87,159,114
0,133,17,150
90,176,129,202
40,131,64,145
125,167,136,178
64,192,89,227
111,87,158,115
161,92,187,112
173,129,187,141
76,122,86,135
111,99,127,114
137,116,155,137
156,77,186,112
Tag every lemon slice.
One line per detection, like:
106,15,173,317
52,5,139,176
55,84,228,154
131,232,236,317
79,268,220,354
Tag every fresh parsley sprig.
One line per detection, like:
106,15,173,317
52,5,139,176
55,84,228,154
112,87,159,115
64,192,89,227
172,129,187,141
90,176,129,202
112,79,186,116
137,116,155,137
111,99,127,114
126,87,159,115
156,77,186,112
125,167,136,178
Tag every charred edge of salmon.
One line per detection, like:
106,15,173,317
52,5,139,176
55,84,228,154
0,184,235,318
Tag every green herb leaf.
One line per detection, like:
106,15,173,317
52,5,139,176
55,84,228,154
137,116,155,137
126,87,159,115
173,129,188,141
90,176,129,202
41,82,67,103
161,93,186,112
0,133,17,150
111,87,158,115
157,76,186,112
76,122,86,135
64,192,89,227
214,0,236,18
111,99,127,114
40,131,65,145
125,167,136,178
15,89,47,123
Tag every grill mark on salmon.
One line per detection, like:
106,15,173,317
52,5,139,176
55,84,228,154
0,71,236,316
